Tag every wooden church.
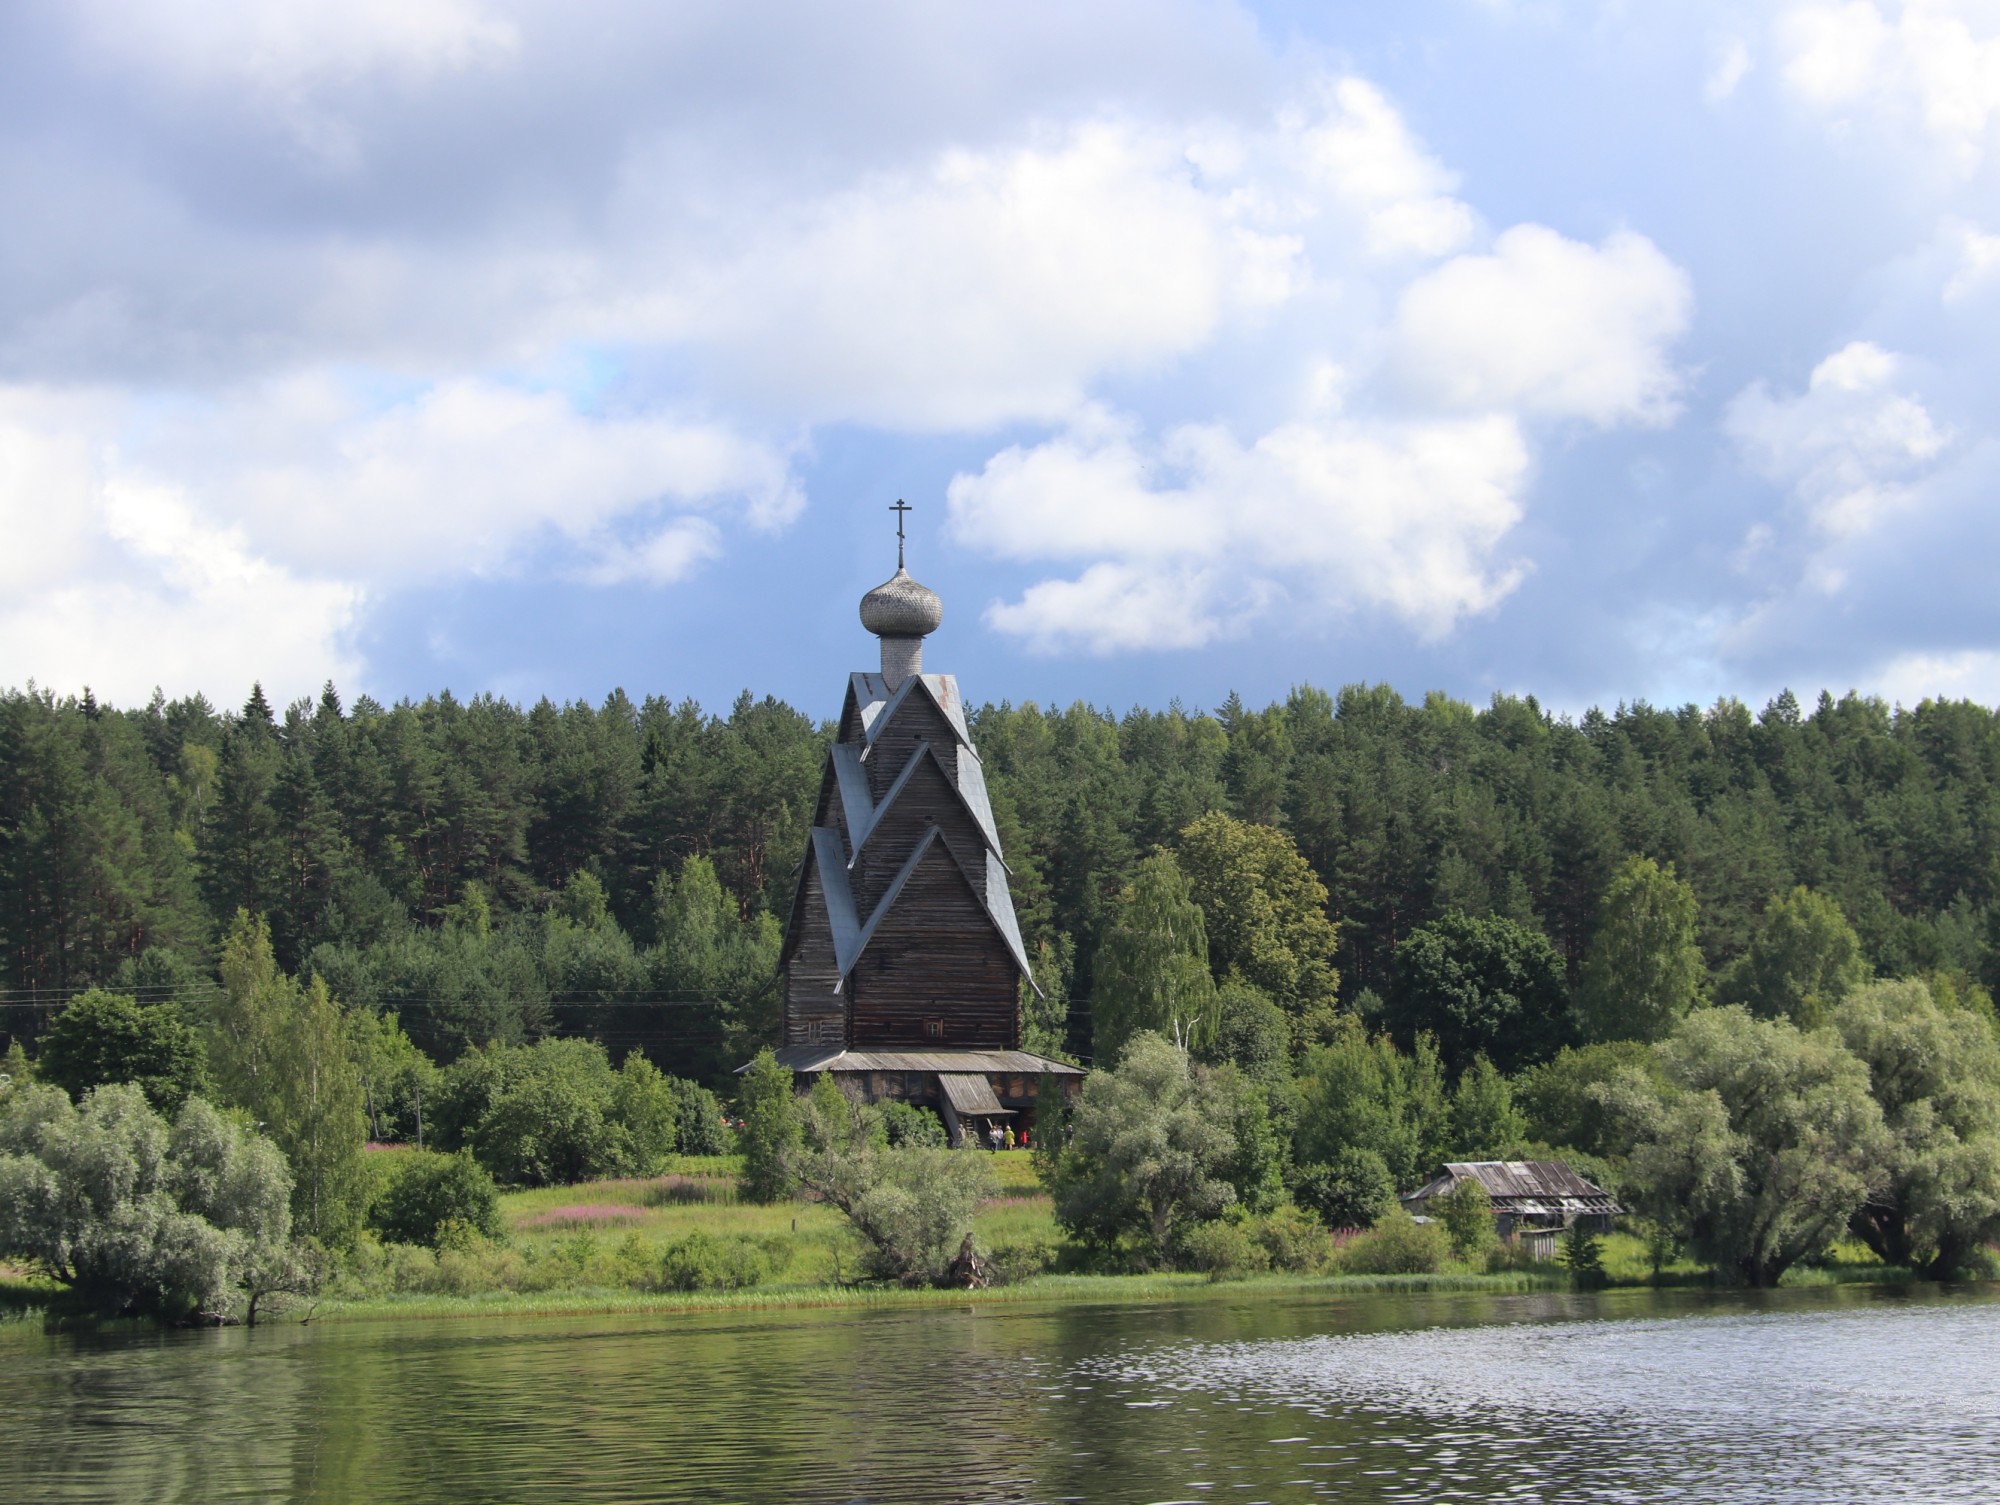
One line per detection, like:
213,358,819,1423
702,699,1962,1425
760,510,1082,1144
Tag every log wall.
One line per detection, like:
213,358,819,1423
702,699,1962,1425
783,862,848,1048
849,842,1018,1048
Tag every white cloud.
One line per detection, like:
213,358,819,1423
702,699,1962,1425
1707,38,1756,101
1727,340,1951,540
1391,226,1693,424
1873,646,2000,703
1945,220,2000,299
1,7,1732,692
952,410,1531,651
637,118,1303,430
986,563,1231,653
579,518,723,586
1288,78,1478,256
1778,1,2000,173
0,390,361,701
69,0,518,93
0,375,794,695
200,377,801,578
67,0,519,168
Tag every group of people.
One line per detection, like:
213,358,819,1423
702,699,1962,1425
983,1122,1025,1152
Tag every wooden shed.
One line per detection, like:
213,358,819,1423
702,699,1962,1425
1402,1160,1623,1250
750,536,1081,1143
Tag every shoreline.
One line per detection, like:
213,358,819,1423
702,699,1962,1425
245,1267,1864,1326
4,1265,1966,1336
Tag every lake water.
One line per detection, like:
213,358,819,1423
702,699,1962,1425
6,1283,2000,1502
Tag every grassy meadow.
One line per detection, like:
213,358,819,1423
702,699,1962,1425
287,1147,1926,1326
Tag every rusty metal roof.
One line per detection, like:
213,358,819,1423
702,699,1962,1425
1404,1160,1623,1213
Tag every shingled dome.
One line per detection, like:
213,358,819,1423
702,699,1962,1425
859,567,944,639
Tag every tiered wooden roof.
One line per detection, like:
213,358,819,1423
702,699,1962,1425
779,667,1042,1055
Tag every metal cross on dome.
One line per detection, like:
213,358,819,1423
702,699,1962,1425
889,497,911,569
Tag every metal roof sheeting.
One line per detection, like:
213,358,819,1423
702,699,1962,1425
1404,1160,1623,1214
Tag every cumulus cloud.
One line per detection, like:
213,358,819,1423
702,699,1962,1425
1727,340,1951,542
1287,78,1478,257
0,390,361,702
952,410,1531,651
661,120,1303,429
195,376,801,577
1391,226,1693,424
1874,646,2000,704
66,0,519,168
1778,0,2000,173
4,3,1745,696
0,375,793,696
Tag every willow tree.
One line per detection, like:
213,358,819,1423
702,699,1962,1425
1609,1006,1888,1286
1834,979,2000,1278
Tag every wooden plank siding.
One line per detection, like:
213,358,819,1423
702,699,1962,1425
783,860,848,1048
849,751,989,915
848,841,1019,1049
863,695,960,803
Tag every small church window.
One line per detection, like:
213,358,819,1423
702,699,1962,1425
922,1018,946,1040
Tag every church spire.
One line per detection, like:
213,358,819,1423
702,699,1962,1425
859,500,942,687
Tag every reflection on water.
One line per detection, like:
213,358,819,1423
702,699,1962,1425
5,1284,1999,1503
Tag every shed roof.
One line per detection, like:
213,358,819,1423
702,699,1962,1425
762,1045,1083,1076
1404,1160,1623,1215
938,1073,1011,1117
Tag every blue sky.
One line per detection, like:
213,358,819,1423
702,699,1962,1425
4,0,2000,720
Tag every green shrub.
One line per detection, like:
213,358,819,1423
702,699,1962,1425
1253,1203,1332,1273
1562,1221,1606,1288
1437,1178,1501,1262
986,1238,1058,1286
1184,1218,1272,1281
34,991,207,1115
881,1100,948,1148
1337,1209,1452,1274
611,1052,680,1173
650,1231,776,1292
738,1049,801,1203
669,1078,730,1155
370,1151,502,1248
1292,1147,1398,1230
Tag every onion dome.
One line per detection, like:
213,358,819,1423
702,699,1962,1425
859,567,944,639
